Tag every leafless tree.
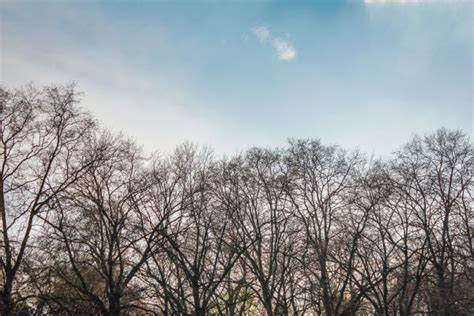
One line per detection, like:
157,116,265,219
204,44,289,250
37,134,164,316
284,139,369,315
228,148,304,316
387,129,473,315
0,85,96,315
144,145,253,316
2,84,472,316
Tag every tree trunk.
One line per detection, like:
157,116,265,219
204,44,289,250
263,298,274,316
193,306,206,316
1,276,14,316
192,282,206,316
108,294,121,316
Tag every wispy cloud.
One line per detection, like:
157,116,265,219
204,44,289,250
272,38,296,61
252,25,270,42
251,25,296,61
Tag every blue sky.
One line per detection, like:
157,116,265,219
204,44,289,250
1,0,472,156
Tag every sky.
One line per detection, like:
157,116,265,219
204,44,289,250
1,0,472,157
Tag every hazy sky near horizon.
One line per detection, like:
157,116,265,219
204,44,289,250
1,0,472,157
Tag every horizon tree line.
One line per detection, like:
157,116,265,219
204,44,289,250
1,84,472,315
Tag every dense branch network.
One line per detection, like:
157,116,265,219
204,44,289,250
1,85,473,315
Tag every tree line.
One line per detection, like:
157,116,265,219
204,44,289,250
1,85,472,315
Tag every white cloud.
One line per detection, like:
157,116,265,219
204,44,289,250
272,38,296,60
252,25,270,42
251,25,296,61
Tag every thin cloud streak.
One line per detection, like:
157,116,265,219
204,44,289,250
272,38,296,60
252,25,270,42
251,25,296,61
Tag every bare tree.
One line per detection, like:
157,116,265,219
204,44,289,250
228,148,303,316
387,129,473,315
38,134,163,316
284,139,368,315
145,145,252,316
2,84,472,316
0,85,96,315
348,162,426,315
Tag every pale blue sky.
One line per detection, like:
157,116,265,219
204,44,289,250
1,0,472,156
